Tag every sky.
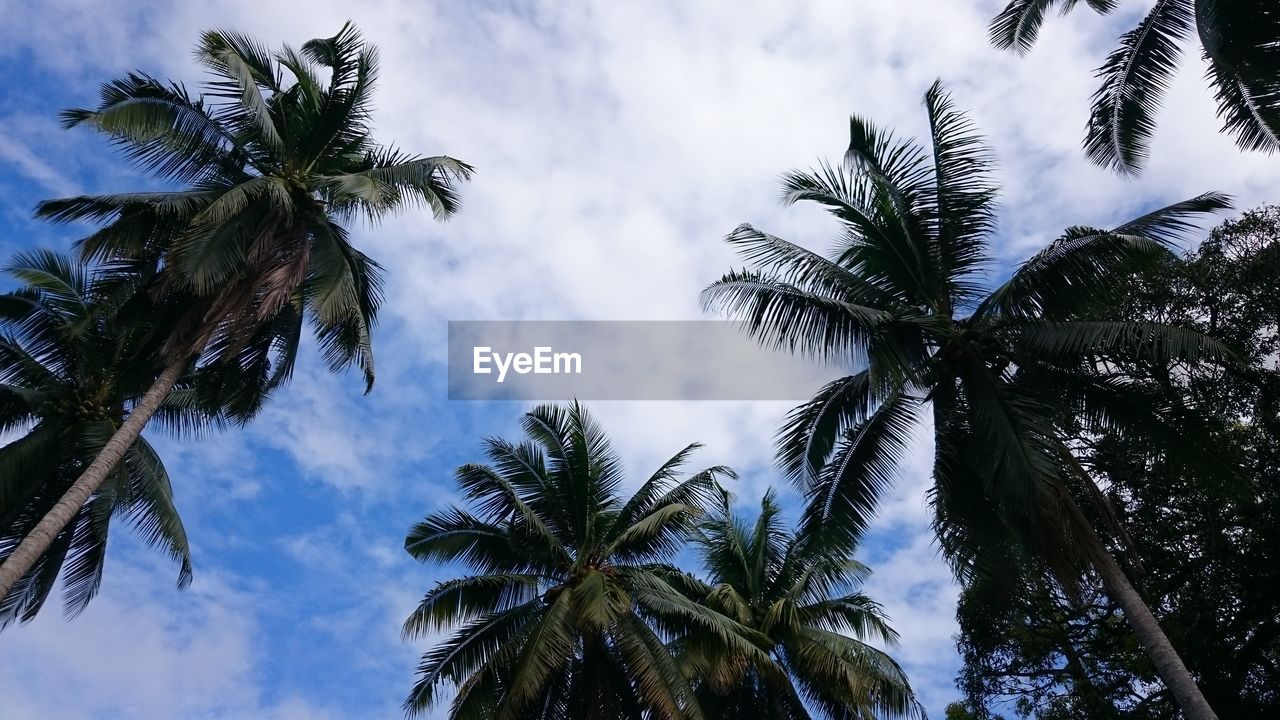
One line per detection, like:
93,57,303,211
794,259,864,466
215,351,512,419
0,1,1277,718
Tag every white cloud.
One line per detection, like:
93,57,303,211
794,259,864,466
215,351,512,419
0,553,340,720
0,124,77,197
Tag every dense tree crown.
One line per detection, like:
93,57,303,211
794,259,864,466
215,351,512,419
402,402,746,719
37,22,472,390
953,207,1280,719
2,10,1279,720
703,81,1228,588
677,489,920,719
402,403,920,720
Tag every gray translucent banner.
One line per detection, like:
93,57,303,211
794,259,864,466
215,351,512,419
447,321,848,400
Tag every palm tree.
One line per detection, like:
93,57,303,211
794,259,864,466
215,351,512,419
0,23,472,601
0,252,227,626
989,0,1280,174
702,82,1232,719
675,488,920,720
401,402,771,720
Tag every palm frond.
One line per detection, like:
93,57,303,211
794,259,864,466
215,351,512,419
307,219,383,392
499,590,576,719
118,436,193,589
799,593,899,646
1198,0,1280,153
775,372,873,487
403,574,544,638
798,391,921,553
4,249,89,319
989,0,1066,54
196,29,286,154
58,73,253,183
324,153,475,221
1084,0,1195,174
405,508,553,575
404,601,543,716
977,227,1167,320
58,492,113,618
702,270,889,364
779,163,933,309
786,627,922,719
921,80,996,304
1113,191,1233,243
722,222,895,308
1014,320,1237,365
606,502,700,562
455,463,570,565
613,612,705,720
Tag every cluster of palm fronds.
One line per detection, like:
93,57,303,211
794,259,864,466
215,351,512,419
990,0,1280,174
403,402,922,720
0,23,470,627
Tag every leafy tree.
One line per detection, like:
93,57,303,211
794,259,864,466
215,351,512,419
0,23,471,601
0,252,228,626
702,81,1232,719
401,402,762,720
988,0,1280,174
956,567,1152,718
945,702,1003,720
675,488,920,719
953,206,1280,718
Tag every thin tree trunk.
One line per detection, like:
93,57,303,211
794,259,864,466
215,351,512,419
1087,532,1219,720
0,359,187,601
1059,455,1214,717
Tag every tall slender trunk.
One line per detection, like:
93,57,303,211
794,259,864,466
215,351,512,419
1059,454,1213,716
0,359,187,601
1084,526,1219,720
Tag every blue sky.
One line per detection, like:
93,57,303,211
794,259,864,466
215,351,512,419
1,1,1277,718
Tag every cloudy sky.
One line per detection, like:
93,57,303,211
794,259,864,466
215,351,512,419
0,0,1276,718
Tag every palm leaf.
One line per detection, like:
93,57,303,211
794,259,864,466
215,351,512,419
702,270,889,363
1084,0,1195,174
118,436,193,589
58,73,254,183
403,574,545,638
798,391,921,552
1198,0,1280,153
921,81,996,304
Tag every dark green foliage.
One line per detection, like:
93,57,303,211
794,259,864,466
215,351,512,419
402,402,751,720
676,489,921,719
0,253,230,626
36,22,472,391
953,207,1280,718
703,81,1231,591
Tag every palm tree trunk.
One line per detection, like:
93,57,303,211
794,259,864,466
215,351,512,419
0,358,187,601
1087,532,1218,720
1059,455,1213,716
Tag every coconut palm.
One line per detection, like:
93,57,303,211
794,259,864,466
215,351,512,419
675,488,920,720
989,0,1280,174
0,251,229,626
702,82,1232,719
0,23,472,601
401,402,770,720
